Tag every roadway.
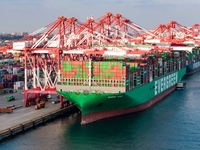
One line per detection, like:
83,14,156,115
0,90,62,131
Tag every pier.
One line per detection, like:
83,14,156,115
0,90,79,141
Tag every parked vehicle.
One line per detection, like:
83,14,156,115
7,95,15,101
35,100,45,110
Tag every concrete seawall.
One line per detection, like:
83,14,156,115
0,105,78,141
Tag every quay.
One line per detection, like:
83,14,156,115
0,90,79,141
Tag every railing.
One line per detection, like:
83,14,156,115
58,78,126,87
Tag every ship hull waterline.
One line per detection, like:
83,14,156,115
185,66,200,75
81,85,175,124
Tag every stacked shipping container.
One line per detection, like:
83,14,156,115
60,61,127,87
59,51,189,90
0,57,27,91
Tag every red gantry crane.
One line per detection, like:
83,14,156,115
8,16,71,108
8,12,199,109
142,20,193,44
61,12,155,60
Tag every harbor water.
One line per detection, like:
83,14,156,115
1,71,200,150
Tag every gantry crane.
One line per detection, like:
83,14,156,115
6,13,200,108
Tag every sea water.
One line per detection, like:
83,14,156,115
1,72,200,150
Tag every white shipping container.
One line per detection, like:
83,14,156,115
13,41,33,50
47,41,59,47
14,84,24,90
171,46,193,52
15,81,24,87
19,57,23,63
127,54,142,58
144,39,160,43
183,41,195,44
104,51,126,56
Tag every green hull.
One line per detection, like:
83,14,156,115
57,68,186,123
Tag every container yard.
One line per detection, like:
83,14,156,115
0,59,25,91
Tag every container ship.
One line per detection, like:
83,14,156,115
171,46,200,75
56,49,187,124
185,48,200,75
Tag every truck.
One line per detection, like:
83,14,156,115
35,96,46,110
